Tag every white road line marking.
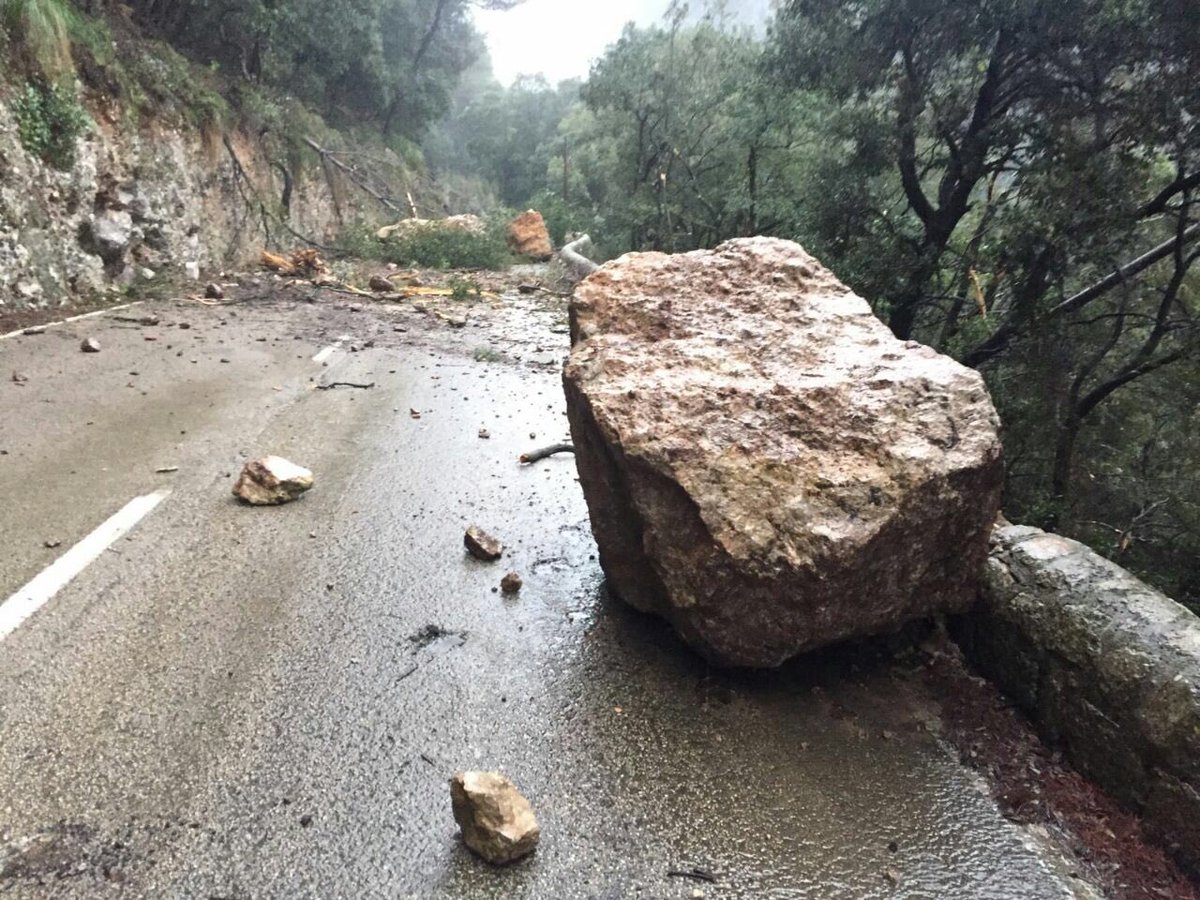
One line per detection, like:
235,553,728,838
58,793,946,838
312,346,337,363
0,302,142,341
0,489,171,642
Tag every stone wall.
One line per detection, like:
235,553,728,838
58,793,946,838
956,525,1200,872
0,90,381,308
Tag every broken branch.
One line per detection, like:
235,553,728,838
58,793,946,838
667,868,717,883
519,443,576,464
303,138,404,215
316,381,376,391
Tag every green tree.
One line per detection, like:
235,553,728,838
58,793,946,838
770,0,1200,522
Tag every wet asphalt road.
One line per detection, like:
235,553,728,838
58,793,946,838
0,283,1099,898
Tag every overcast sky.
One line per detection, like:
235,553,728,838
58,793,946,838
474,1,775,86
472,0,676,86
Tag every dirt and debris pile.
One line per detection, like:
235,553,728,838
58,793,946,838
260,248,329,277
563,237,1003,668
450,771,539,864
506,210,552,261
232,456,314,505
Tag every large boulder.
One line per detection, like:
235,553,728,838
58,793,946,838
84,209,135,266
506,210,552,261
563,237,1003,667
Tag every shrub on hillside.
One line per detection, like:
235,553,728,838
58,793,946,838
14,80,90,169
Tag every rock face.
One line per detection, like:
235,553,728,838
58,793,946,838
506,210,552,261
563,237,1003,667
84,209,135,265
0,94,374,310
450,771,540,864
232,456,314,505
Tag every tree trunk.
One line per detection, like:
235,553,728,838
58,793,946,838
561,143,570,203
746,144,758,236
1050,413,1081,524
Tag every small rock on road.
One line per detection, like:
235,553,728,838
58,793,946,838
232,456,314,505
450,771,540,864
464,526,503,561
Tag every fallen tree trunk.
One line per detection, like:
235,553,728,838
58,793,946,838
560,234,599,280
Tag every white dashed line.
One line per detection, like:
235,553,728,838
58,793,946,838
313,335,352,364
0,302,142,341
0,489,171,642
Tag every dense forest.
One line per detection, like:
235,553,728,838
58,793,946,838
2,0,1197,607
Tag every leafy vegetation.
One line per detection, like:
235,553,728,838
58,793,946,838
472,345,503,362
448,275,482,300
85,0,521,140
381,227,507,269
13,79,90,168
339,221,509,270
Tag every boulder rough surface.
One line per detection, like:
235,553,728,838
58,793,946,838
232,456,314,505
450,771,540,864
506,210,552,261
563,237,1003,667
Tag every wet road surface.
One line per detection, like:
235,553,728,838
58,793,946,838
0,282,1100,897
